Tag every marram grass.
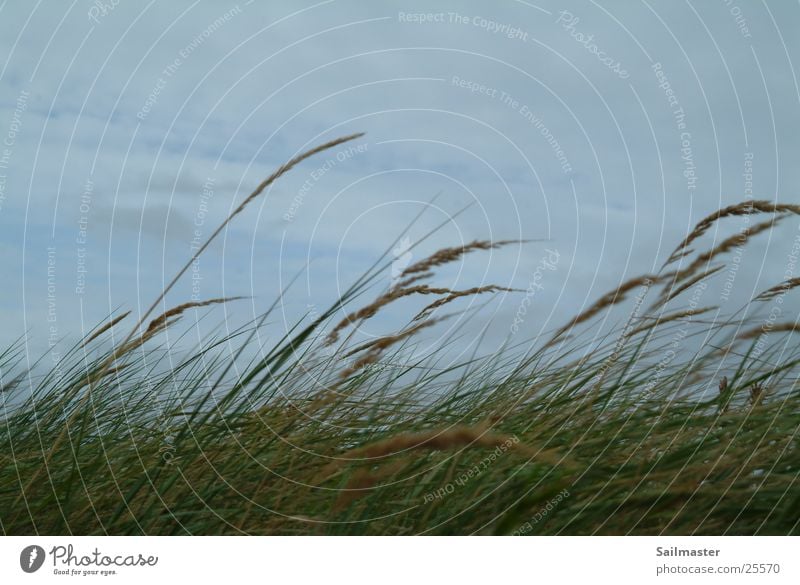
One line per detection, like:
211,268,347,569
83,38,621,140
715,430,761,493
1,135,798,535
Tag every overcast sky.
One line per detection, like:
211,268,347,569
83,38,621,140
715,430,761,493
1,0,799,366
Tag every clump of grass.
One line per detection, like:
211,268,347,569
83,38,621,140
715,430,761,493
1,135,799,536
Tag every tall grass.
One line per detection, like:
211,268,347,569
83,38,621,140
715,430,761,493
1,135,798,535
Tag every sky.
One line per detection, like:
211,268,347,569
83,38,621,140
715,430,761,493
1,0,799,369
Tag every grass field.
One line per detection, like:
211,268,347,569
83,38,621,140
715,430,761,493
1,135,798,535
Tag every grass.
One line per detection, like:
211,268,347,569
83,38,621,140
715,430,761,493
1,135,798,535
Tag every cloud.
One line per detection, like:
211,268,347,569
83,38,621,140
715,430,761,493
1,0,799,359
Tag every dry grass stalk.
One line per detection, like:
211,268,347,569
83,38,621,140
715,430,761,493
718,376,729,414
549,274,661,343
236,134,365,215
390,272,434,290
413,285,516,320
401,240,520,277
326,285,453,345
666,200,800,265
320,425,563,481
142,316,181,339
82,311,130,346
749,382,766,406
625,306,717,338
145,297,244,334
654,265,725,308
739,322,800,340
755,277,800,301
115,318,181,356
113,297,243,356
671,217,783,284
